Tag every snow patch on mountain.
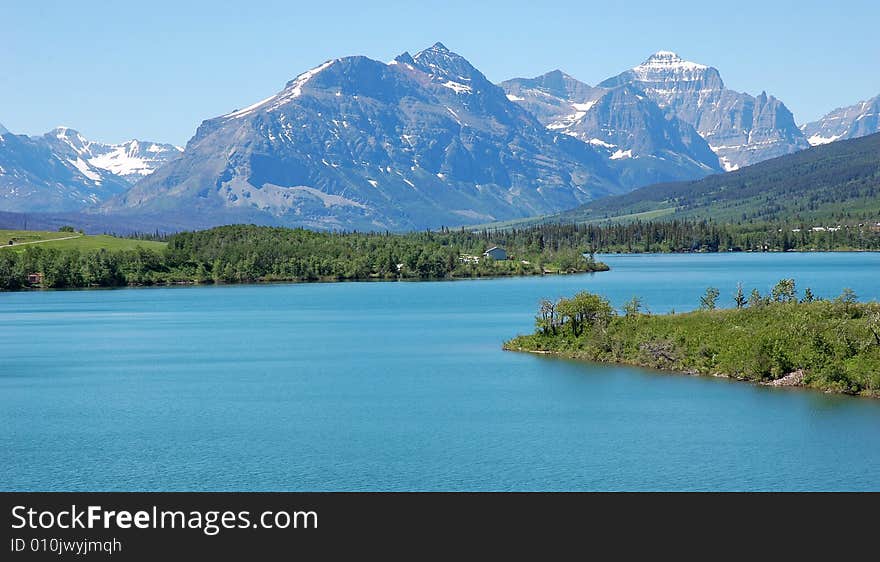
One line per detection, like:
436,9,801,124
442,80,473,94
68,157,102,183
634,51,709,74
803,94,880,145
88,141,182,178
224,60,337,119
807,133,843,146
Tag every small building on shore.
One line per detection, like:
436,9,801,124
27,273,43,285
483,246,507,261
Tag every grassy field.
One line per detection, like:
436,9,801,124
563,206,678,225
0,229,81,245
0,230,166,252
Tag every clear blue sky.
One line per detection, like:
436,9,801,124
2,0,877,145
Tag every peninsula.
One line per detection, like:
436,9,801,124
504,280,880,397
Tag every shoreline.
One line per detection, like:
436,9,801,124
503,347,879,400
0,266,608,294
595,249,880,255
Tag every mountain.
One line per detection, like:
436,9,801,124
803,94,880,145
1,129,108,212
0,125,181,212
542,132,880,226
42,128,182,184
501,70,722,187
105,43,622,231
599,51,809,171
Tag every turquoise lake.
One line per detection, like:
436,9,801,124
2,252,879,491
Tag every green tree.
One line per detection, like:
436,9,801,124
748,289,764,308
837,288,858,305
734,282,747,309
771,278,797,303
623,296,642,318
700,287,720,311
556,292,615,336
869,311,880,346
536,299,559,335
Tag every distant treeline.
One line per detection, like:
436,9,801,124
3,218,879,291
0,224,606,290
493,219,880,253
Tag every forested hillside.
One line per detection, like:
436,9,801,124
547,132,880,226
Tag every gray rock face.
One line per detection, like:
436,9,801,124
0,125,181,212
109,44,621,230
501,70,722,187
802,94,880,145
599,51,809,170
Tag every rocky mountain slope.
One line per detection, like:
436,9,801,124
802,94,880,145
2,46,874,232
501,70,722,187
106,43,621,230
598,51,809,171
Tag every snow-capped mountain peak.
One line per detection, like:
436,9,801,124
630,51,713,83
410,42,487,92
597,51,806,169
107,43,621,230
500,70,722,187
640,51,707,70
52,126,93,150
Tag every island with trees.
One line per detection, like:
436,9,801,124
504,280,880,398
0,224,608,291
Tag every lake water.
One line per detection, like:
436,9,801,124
2,252,879,491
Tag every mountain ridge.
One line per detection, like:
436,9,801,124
105,44,622,230
803,94,880,146
500,68,723,188
2,45,879,232
598,51,809,170
0,125,181,212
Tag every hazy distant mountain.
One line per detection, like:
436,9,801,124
106,43,621,230
0,125,181,212
802,94,880,145
599,51,809,171
501,70,722,187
